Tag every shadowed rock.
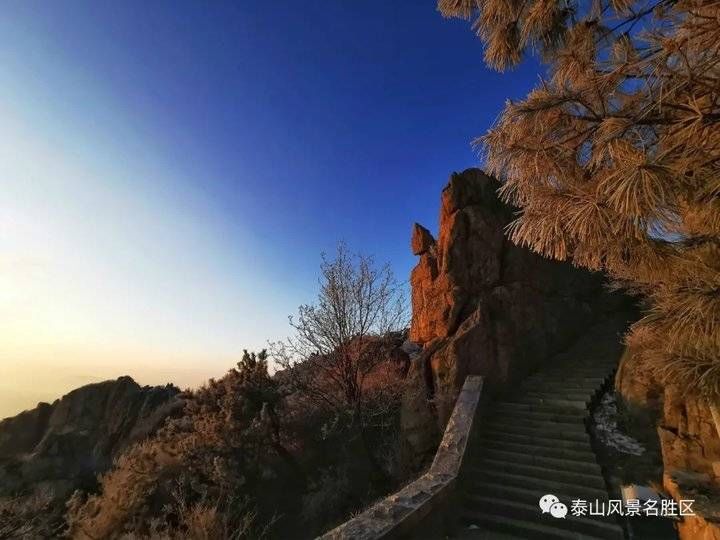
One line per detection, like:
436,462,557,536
0,376,182,501
402,168,633,465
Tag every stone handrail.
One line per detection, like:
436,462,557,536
319,376,483,540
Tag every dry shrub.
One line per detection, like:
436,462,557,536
64,246,411,538
114,489,274,540
0,488,58,538
272,243,408,487
301,466,352,529
65,351,291,539
64,341,407,538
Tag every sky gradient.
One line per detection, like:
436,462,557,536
1,1,541,418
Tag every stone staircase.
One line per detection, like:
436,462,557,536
458,319,628,540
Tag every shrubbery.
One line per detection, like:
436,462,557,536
66,350,294,539
65,246,410,538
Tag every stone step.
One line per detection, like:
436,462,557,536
458,331,625,540
481,410,586,431
474,458,607,490
523,391,596,402
505,396,589,412
522,379,605,390
479,438,597,462
492,410,586,425
481,421,590,442
536,372,610,380
482,448,602,475
525,375,607,385
539,368,614,377
456,528,522,540
480,429,595,452
466,481,611,515
462,497,624,539
545,361,617,370
460,510,602,539
530,374,611,384
468,469,609,501
492,401,589,416
554,358,618,366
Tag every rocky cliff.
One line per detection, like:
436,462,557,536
616,352,720,538
401,168,633,462
0,376,182,534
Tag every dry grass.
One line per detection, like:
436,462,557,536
65,351,289,539
0,489,59,538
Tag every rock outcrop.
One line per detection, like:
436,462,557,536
0,376,182,501
402,168,633,463
616,352,720,538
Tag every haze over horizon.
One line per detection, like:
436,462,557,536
1,1,541,419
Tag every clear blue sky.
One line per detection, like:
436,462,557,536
0,1,540,416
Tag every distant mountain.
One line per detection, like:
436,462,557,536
0,376,182,536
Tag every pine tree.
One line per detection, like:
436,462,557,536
439,0,720,397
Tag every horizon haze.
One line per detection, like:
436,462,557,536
1,1,541,419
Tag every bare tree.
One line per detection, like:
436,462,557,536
272,243,408,478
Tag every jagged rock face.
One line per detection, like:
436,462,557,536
616,354,720,538
411,223,435,256
616,359,720,476
409,171,509,344
402,168,631,464
0,376,182,499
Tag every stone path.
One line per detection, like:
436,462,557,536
458,318,630,539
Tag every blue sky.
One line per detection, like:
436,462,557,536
0,1,541,417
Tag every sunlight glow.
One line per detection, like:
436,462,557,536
0,57,291,419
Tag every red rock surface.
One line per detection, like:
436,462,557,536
402,168,632,463
411,223,435,256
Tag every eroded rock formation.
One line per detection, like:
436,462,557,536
402,168,632,463
0,376,182,502
616,353,720,538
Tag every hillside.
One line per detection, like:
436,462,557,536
5,170,697,540
0,377,181,537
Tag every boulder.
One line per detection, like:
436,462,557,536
411,223,436,256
